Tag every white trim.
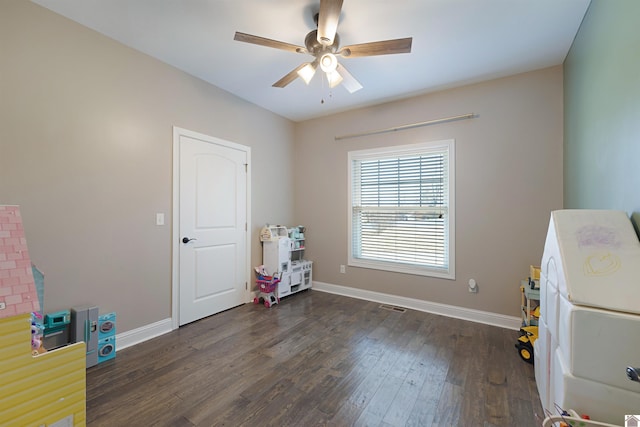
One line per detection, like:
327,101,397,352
115,318,173,351
171,126,252,331
312,281,520,330
172,128,180,331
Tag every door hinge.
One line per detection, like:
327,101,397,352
245,282,248,290
244,163,248,172
245,222,247,231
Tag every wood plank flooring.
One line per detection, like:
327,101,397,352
86,290,544,427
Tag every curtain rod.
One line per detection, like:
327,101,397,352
334,113,476,141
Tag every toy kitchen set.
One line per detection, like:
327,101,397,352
259,225,312,299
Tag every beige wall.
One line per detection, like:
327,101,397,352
0,0,565,332
294,66,564,316
0,1,295,332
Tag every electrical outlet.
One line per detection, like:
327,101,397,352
340,265,346,274
0,302,5,310
468,279,478,293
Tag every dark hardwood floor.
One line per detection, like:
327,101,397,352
86,290,544,426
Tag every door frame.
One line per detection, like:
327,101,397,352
171,126,252,330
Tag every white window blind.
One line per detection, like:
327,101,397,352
348,140,455,278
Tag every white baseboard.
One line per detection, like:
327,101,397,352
312,281,521,330
116,317,173,351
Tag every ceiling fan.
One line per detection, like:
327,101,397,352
233,0,412,93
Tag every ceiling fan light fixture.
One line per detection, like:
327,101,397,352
297,62,318,85
234,0,412,94
320,53,338,73
326,70,343,88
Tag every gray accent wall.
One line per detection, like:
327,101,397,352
564,0,640,230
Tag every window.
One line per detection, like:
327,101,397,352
348,140,455,279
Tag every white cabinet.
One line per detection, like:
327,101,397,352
278,260,313,298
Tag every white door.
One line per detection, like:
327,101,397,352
173,127,250,326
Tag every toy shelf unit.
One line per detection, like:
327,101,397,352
288,225,306,262
516,265,541,365
521,279,540,327
260,224,312,299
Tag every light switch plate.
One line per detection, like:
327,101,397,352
156,213,165,226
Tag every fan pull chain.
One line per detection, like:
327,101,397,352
320,73,334,105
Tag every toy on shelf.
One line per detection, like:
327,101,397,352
259,225,288,242
523,305,541,326
529,264,541,289
30,312,46,356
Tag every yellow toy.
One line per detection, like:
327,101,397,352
515,325,538,364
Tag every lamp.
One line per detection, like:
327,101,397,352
318,53,343,88
297,61,318,85
319,53,338,73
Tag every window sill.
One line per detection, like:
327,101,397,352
348,258,455,280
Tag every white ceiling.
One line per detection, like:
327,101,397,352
32,0,590,122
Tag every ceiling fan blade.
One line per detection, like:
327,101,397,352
340,37,412,58
234,32,306,54
317,0,343,46
336,63,363,93
272,63,309,88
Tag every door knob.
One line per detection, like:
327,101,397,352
627,366,640,383
182,237,197,244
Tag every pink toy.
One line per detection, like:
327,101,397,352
30,312,45,355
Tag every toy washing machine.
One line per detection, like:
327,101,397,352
97,312,116,363
98,336,116,363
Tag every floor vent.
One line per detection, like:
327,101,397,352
379,304,406,313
